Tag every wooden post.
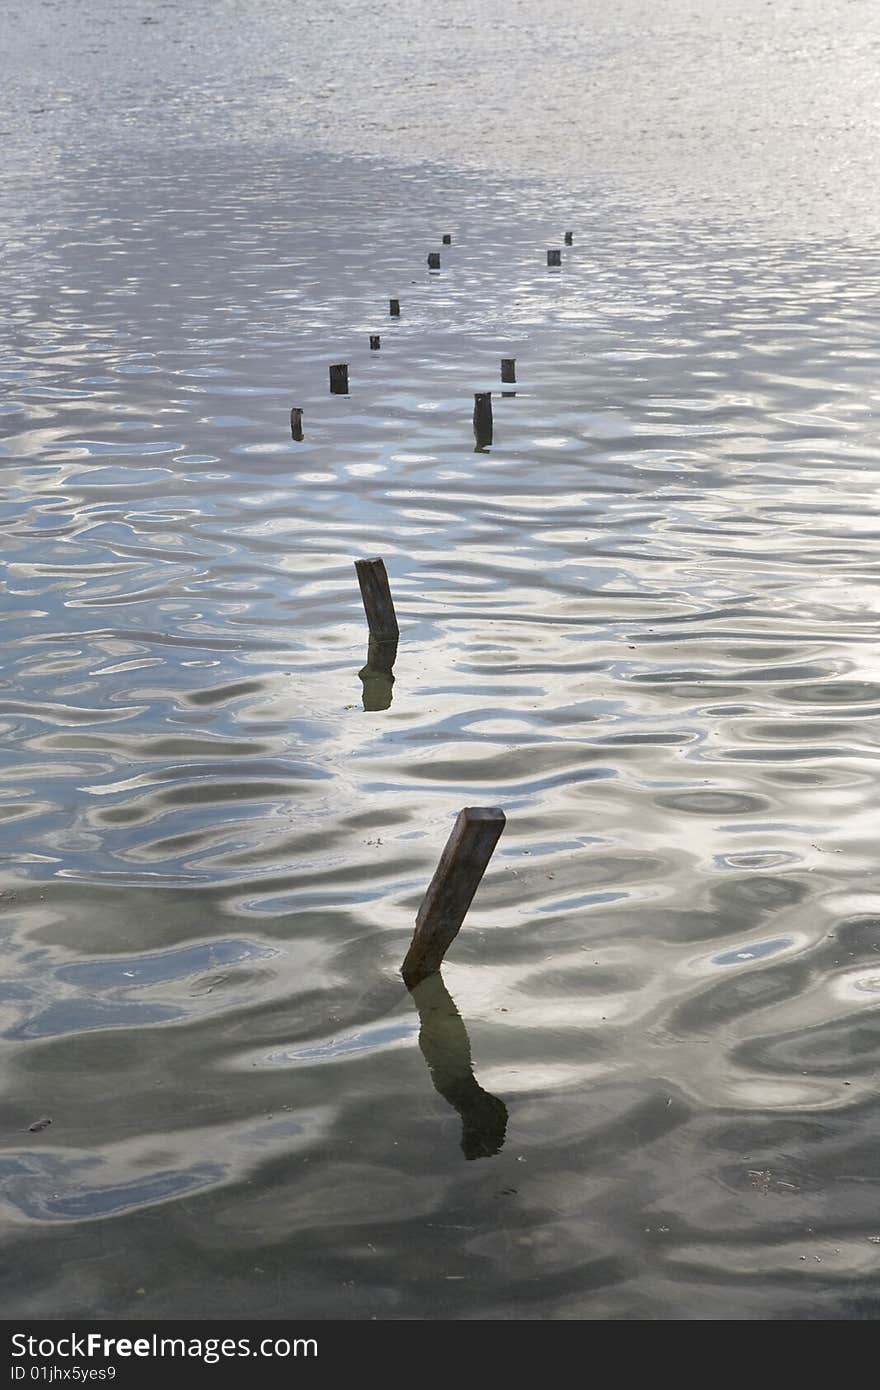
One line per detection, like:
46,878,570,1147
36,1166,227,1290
330,363,349,394
401,807,506,987
547,248,562,267
359,635,397,712
501,358,516,383
427,252,441,270
442,234,452,245
290,407,303,441
390,298,400,316
473,391,493,450
564,231,573,246
370,335,381,351
354,557,399,642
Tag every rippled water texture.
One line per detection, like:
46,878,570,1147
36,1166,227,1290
1,0,879,1320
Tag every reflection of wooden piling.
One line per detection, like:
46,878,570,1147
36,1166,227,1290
330,363,349,394
290,407,303,441
370,335,381,351
547,248,562,267
501,358,516,384
401,807,506,987
354,557,399,642
564,231,573,246
390,298,400,316
442,234,452,245
410,971,508,1159
359,635,397,712
427,252,441,270
473,391,493,450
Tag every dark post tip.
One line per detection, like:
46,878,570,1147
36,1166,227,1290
501,358,516,384
547,248,562,267
427,252,441,270
330,363,349,394
442,234,452,245
370,335,381,351
473,391,493,450
390,298,400,316
564,231,573,245
290,407,303,441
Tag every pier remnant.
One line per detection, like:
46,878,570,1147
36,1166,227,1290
290,407,303,441
501,358,516,384
564,231,573,246
354,557,399,642
442,234,452,245
370,335,381,351
401,808,506,987
427,252,441,270
547,248,562,267
473,391,493,450
330,363,349,394
390,298,401,316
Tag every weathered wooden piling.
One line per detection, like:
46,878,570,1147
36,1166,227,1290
473,391,493,449
442,234,452,245
427,252,441,270
354,556,399,642
290,407,303,441
501,358,516,384
564,231,573,246
330,363,349,394
401,807,506,987
547,248,562,267
370,335,381,351
390,298,400,316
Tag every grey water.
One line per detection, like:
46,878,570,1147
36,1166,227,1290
1,0,879,1320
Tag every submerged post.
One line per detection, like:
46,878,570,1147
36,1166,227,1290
330,363,349,394
290,407,304,441
370,335,381,351
354,557,399,642
473,391,493,450
442,234,452,245
547,248,562,267
564,231,573,246
401,808,506,987
427,252,441,270
501,357,516,384
390,298,400,316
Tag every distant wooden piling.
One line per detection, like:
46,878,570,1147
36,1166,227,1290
370,335,381,351
290,407,303,441
547,248,562,267
473,391,493,449
390,298,400,316
330,363,349,394
442,234,452,245
427,252,441,270
354,557,399,642
401,808,506,987
501,358,516,384
564,231,573,246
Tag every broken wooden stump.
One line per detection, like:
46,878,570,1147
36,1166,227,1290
290,407,303,441
564,231,573,245
473,391,493,450
401,807,506,987
501,357,516,384
329,362,349,394
354,556,399,642
547,248,562,267
442,234,452,245
427,252,441,270
370,335,381,351
390,298,401,316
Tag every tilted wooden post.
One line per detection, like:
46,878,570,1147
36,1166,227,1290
330,363,349,394
501,358,516,383
390,298,401,316
290,407,304,441
401,808,506,987
354,557,399,642
473,391,493,450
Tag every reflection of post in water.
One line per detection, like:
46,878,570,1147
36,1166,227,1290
409,971,508,1160
358,635,397,711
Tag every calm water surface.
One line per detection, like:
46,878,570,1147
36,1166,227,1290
0,0,879,1319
